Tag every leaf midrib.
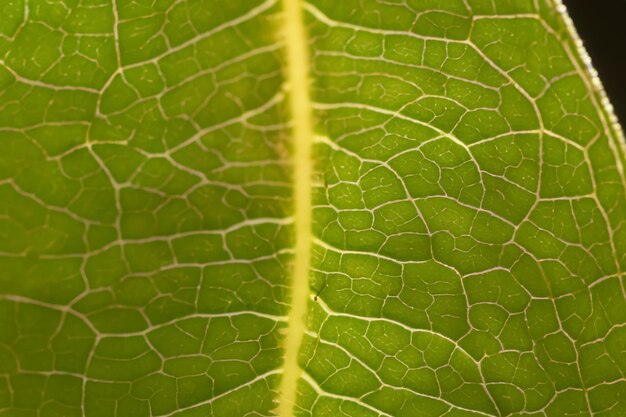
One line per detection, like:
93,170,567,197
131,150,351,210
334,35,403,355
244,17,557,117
278,0,314,415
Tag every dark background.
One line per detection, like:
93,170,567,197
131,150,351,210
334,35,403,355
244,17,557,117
563,0,626,126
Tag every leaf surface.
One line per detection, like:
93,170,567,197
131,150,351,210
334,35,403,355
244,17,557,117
0,0,625,416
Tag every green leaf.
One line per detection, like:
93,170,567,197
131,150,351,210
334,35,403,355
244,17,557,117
0,0,625,416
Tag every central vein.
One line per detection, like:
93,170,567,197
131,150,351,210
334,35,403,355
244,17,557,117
279,0,313,415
